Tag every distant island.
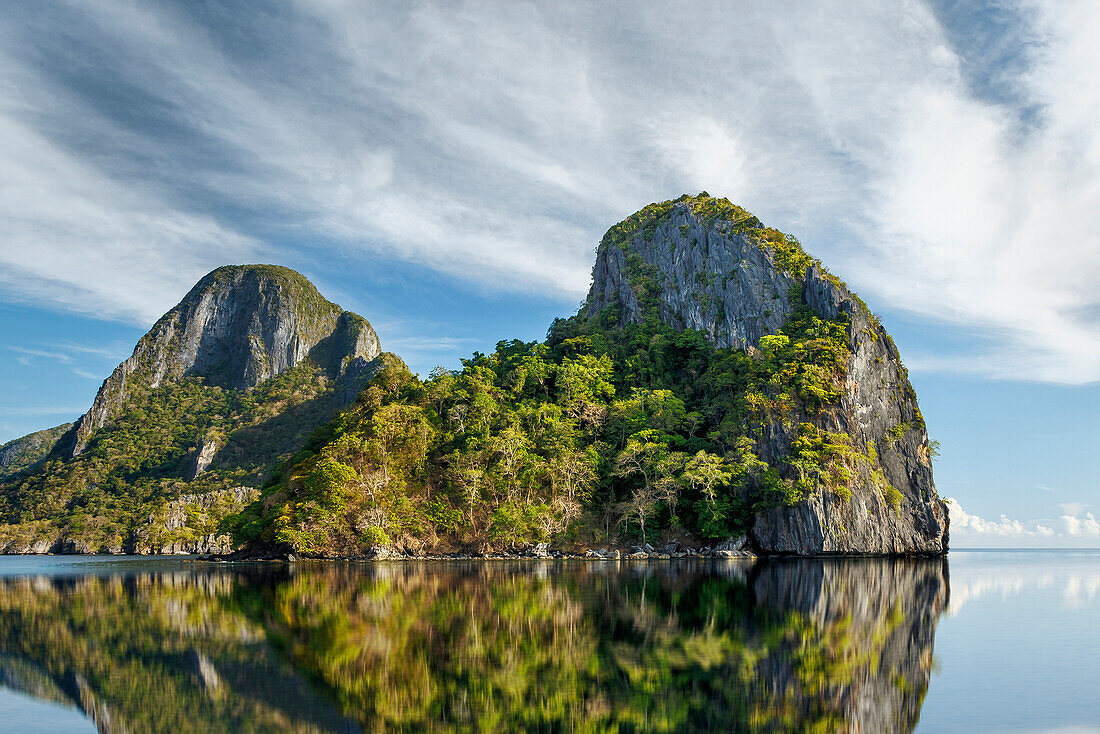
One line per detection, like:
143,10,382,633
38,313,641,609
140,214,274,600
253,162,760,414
0,194,948,558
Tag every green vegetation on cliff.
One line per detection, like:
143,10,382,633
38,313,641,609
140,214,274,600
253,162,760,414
0,423,72,483
1,200,934,556
0,264,382,552
0,359,370,552
235,197,891,555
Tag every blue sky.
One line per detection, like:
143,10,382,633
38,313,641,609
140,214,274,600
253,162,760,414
1,0,1098,546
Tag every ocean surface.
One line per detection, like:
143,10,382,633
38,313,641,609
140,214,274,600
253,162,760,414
0,550,1096,733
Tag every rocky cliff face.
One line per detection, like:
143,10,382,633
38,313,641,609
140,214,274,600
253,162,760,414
0,265,386,555
63,265,380,457
587,194,948,555
129,486,261,555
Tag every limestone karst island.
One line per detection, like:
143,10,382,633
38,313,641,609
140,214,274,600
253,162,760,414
0,194,948,559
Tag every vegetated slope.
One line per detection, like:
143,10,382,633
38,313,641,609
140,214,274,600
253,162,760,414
237,194,947,556
0,423,72,483
0,265,382,554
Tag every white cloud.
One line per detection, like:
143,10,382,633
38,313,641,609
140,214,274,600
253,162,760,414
2,1,1100,381
69,368,103,381
6,347,74,365
946,497,1100,546
945,497,1056,540
1062,512,1100,537
0,103,261,325
1060,502,1088,517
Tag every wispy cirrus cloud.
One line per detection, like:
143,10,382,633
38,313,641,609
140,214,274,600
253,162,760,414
4,341,129,381
7,347,75,366
1,1,1100,382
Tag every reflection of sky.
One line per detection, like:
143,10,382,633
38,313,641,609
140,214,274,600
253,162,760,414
947,554,1100,615
0,688,96,734
917,550,1100,733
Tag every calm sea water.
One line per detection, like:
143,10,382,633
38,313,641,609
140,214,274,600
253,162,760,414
0,551,1095,733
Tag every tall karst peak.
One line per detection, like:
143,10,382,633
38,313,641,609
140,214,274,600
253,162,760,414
65,264,381,457
1,264,389,555
587,193,808,346
237,194,946,559
587,193,948,555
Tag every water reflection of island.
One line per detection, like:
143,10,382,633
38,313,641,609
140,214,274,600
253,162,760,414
0,558,947,733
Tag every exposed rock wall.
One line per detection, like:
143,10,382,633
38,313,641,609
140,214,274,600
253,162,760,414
0,487,260,555
63,265,380,457
588,205,794,348
187,436,219,480
587,196,947,555
752,267,947,554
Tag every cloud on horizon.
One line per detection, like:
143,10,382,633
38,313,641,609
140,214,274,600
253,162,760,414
945,497,1100,546
2,1,1100,382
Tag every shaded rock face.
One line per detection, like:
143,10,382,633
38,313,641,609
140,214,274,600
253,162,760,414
588,197,947,555
64,265,380,457
750,266,947,555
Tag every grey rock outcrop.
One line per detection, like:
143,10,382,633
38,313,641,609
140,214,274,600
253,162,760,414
29,539,53,554
57,538,94,554
589,205,790,348
750,265,947,555
586,195,947,556
187,436,219,480
712,535,755,557
64,265,380,457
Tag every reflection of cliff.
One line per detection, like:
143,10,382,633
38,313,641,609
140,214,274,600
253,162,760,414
750,559,949,733
0,560,947,733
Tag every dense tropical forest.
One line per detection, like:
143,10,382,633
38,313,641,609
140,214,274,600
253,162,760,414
235,197,905,555
0,194,935,556
0,360,357,551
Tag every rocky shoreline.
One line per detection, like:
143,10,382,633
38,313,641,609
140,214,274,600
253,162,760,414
0,534,237,556
205,535,757,563
0,532,948,561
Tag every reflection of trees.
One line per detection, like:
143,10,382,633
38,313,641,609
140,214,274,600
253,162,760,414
0,559,947,733
0,570,361,733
